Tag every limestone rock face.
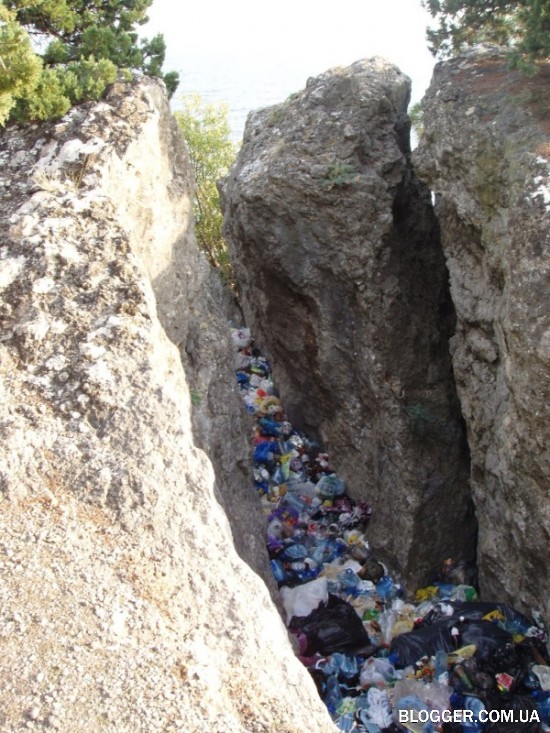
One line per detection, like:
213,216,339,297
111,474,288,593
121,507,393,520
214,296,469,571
0,78,335,732
414,50,550,618
220,59,475,589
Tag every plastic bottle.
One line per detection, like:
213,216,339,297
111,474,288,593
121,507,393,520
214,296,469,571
281,492,310,515
462,696,486,733
338,567,360,594
324,674,344,717
295,564,320,583
316,474,345,499
532,690,550,727
434,649,449,685
309,540,330,565
269,559,287,584
453,663,474,691
282,543,308,560
376,576,396,603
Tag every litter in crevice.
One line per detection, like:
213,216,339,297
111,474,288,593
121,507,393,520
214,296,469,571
231,326,550,733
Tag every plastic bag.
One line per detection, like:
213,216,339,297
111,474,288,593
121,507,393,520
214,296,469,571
393,694,434,733
359,657,396,687
484,695,540,732
258,417,283,437
533,664,550,691
316,652,358,680
418,601,535,636
289,594,370,656
393,678,452,716
234,352,251,370
390,617,514,668
253,441,280,464
280,577,328,624
363,687,392,729
231,327,252,349
459,620,515,663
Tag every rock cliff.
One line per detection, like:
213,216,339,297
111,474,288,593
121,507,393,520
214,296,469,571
414,50,550,618
220,58,475,590
0,78,335,732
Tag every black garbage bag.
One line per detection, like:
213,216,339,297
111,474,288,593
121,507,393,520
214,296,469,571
460,620,516,663
288,594,370,656
390,617,457,667
390,617,515,668
484,694,540,733
417,601,535,638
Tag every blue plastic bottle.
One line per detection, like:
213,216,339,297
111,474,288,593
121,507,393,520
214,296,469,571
324,674,344,717
269,559,287,584
533,691,550,728
462,696,486,733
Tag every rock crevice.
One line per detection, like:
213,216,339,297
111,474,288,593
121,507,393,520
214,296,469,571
414,50,550,618
221,58,476,590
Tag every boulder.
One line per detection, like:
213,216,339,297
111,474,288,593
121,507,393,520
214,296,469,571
220,58,475,589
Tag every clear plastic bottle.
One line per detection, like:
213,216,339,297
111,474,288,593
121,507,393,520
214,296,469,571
324,674,344,717
434,649,449,685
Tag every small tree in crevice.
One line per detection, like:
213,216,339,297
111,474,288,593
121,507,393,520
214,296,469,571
174,95,236,287
409,101,424,141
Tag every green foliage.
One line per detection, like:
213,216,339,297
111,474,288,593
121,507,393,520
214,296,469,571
409,101,424,140
1,0,179,124
0,5,42,124
322,161,365,189
190,389,202,406
11,66,71,121
174,95,237,286
10,56,118,122
423,0,550,68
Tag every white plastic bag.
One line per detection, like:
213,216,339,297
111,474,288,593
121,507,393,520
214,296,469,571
533,664,550,691
280,577,328,624
360,657,396,688
231,328,253,350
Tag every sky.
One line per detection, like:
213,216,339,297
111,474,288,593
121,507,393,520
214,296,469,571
142,0,437,140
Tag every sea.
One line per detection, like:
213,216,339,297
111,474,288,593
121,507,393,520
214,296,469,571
170,51,433,146
172,54,331,144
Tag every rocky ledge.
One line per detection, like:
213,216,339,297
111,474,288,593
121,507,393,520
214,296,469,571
0,78,335,733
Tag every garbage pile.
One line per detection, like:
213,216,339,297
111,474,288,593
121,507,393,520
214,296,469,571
231,327,550,733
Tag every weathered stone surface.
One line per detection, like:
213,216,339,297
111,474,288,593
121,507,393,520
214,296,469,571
414,50,550,618
0,78,335,732
220,58,475,590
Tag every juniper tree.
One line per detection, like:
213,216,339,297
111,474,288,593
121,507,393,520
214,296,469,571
423,0,550,68
1,0,178,123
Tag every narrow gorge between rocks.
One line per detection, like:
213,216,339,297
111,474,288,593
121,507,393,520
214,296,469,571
0,49,548,733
